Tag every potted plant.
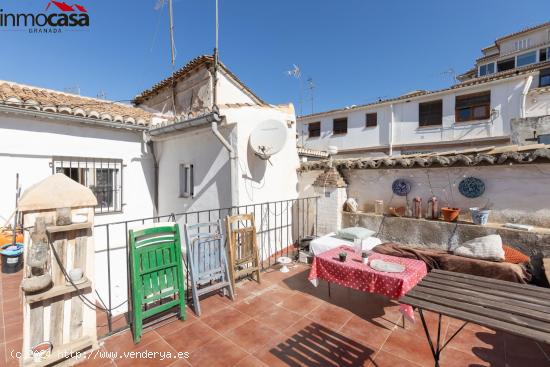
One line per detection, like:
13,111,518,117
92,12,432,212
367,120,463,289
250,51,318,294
338,252,347,262
441,207,460,222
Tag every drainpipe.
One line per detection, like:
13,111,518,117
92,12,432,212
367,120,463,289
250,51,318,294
146,140,159,216
520,75,534,118
210,45,239,208
389,103,395,156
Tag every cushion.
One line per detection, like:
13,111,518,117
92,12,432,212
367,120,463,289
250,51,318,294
503,245,530,264
336,227,375,241
453,234,504,262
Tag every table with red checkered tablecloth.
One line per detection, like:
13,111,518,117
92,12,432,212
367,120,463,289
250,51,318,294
308,245,427,321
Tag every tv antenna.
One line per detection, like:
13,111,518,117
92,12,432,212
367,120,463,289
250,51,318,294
307,77,315,114
286,64,303,116
442,68,458,83
96,90,107,99
63,85,80,95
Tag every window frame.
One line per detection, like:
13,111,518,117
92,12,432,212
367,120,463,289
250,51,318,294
179,163,194,198
455,91,491,123
516,50,537,67
497,58,515,72
332,117,348,135
307,121,321,138
540,68,550,87
479,62,495,76
418,100,443,127
540,47,548,62
365,112,377,128
51,156,123,214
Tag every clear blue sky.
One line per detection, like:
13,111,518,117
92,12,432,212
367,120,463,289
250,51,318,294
1,0,549,115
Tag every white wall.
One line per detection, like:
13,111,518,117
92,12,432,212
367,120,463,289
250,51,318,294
297,77,530,155
0,114,155,225
154,126,232,215
300,164,550,228
223,104,299,206
499,28,550,55
0,113,156,317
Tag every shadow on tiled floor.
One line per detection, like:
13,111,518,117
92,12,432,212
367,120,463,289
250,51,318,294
3,263,550,367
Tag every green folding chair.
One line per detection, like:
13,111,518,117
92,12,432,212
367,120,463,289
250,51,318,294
128,222,186,343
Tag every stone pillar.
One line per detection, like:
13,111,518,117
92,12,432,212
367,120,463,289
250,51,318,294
312,167,347,235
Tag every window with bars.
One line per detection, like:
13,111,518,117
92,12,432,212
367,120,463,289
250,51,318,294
308,122,321,138
52,157,123,213
365,113,377,127
419,100,443,127
333,118,348,134
455,91,491,122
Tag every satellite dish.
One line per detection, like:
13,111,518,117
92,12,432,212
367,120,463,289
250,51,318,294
249,120,288,160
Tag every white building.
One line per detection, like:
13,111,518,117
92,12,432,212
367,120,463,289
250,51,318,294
134,55,299,214
297,23,550,158
0,56,300,314
0,55,299,223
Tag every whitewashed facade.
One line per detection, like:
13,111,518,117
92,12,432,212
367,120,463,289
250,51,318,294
297,23,550,158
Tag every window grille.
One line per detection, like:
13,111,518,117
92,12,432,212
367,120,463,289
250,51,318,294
51,156,123,214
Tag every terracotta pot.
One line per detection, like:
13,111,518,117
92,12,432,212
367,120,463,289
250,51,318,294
441,207,460,222
389,207,406,217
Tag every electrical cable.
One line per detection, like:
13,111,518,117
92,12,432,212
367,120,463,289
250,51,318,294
47,233,128,313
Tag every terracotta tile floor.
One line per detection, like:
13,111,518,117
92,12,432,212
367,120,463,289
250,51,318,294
2,264,550,366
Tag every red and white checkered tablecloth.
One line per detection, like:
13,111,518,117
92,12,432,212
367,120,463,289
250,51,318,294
308,245,427,321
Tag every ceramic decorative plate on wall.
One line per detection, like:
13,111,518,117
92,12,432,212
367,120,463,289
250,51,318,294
392,179,411,196
458,177,485,198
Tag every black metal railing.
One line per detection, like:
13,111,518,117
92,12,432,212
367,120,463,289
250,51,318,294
93,196,319,337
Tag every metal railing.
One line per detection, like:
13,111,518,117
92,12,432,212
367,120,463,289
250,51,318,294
93,196,319,337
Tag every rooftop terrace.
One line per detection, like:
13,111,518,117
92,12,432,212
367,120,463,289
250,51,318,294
2,263,548,367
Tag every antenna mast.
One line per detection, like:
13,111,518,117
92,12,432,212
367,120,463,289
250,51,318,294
168,0,176,66
168,0,177,118
213,0,219,111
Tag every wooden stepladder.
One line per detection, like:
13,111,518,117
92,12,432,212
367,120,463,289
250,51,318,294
226,214,261,293
184,220,234,316
129,223,186,343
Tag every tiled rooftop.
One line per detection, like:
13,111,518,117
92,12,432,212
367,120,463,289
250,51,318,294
2,264,550,366
0,81,154,126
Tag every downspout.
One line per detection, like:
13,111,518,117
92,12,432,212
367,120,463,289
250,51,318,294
389,103,395,156
146,139,159,216
520,75,534,118
210,46,239,208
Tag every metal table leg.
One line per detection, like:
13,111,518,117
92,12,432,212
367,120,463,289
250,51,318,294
418,309,468,367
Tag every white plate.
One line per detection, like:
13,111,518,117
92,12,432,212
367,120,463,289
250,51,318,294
369,259,405,273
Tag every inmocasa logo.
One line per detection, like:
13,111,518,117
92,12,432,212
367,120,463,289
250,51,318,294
0,1,90,33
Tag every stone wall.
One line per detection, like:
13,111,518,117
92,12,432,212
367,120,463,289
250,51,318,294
511,115,550,145
343,211,550,284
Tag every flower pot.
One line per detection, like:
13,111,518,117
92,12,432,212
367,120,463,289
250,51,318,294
470,208,491,225
441,207,460,222
338,253,347,262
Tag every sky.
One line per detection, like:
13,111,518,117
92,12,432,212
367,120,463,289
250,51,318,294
1,0,549,116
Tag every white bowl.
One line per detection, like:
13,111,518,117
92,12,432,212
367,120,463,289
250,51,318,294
69,268,83,282
71,213,88,223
